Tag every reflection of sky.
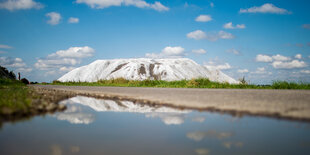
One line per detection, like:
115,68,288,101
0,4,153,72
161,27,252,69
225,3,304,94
54,96,191,125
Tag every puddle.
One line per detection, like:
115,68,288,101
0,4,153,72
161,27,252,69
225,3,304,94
1,96,310,155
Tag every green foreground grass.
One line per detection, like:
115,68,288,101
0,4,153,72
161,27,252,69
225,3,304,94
0,79,32,113
50,78,310,89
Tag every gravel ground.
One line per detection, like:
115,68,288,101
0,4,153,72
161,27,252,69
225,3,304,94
31,85,310,122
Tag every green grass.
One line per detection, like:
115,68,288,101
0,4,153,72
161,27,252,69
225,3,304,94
0,79,32,114
49,78,310,89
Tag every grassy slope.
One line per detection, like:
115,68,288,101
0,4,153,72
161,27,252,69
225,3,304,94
50,78,310,89
0,79,32,114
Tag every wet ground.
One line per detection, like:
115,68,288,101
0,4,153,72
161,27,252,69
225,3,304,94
1,96,310,155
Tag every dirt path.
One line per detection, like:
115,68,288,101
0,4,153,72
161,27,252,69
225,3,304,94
31,85,310,121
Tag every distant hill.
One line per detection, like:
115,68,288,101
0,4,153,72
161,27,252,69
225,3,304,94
58,58,238,84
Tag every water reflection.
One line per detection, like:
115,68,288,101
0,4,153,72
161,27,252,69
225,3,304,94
187,130,233,141
1,96,310,155
55,96,190,125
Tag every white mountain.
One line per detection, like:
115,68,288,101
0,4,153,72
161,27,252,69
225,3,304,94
58,58,238,84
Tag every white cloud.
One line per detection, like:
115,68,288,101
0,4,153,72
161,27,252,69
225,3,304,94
35,46,95,74
195,15,212,22
16,67,32,73
59,66,75,72
240,3,291,14
210,2,214,8
205,62,231,70
76,0,169,12
272,60,307,69
237,69,249,73
256,54,272,62
0,51,6,54
251,67,272,74
223,22,246,29
47,46,94,58
150,1,169,12
272,54,291,61
0,56,32,73
186,30,207,40
295,54,302,59
301,70,310,74
0,44,12,49
192,49,206,54
46,12,61,25
145,46,185,58
187,30,234,41
303,24,310,30
68,17,79,24
162,46,184,56
226,49,240,55
0,56,25,68
0,0,43,11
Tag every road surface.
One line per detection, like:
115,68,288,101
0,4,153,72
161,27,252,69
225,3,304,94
31,85,310,121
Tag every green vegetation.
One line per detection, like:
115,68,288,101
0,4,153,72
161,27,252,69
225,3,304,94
50,78,310,89
0,78,32,114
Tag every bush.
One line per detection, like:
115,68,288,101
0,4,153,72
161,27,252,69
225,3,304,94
21,78,30,85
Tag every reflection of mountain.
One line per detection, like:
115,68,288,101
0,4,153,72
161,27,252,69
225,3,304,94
54,96,190,125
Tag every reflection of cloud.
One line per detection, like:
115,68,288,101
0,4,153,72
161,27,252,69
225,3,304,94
145,113,185,125
195,148,210,155
70,146,80,153
57,96,190,125
187,130,233,141
222,141,243,149
54,105,95,124
192,116,205,123
50,145,62,155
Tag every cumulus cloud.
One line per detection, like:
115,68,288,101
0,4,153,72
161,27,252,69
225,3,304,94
68,17,79,23
187,30,234,41
145,46,185,58
0,44,12,49
256,54,272,62
226,48,240,55
35,46,95,74
272,54,291,61
46,12,61,25
0,56,32,73
0,0,43,11
76,0,169,12
150,1,169,12
303,24,310,29
237,69,249,73
210,2,214,8
223,22,246,29
192,49,206,54
47,46,94,58
186,30,207,40
301,70,310,74
240,3,291,14
272,60,307,69
295,54,302,59
195,15,212,22
0,57,25,68
204,62,231,70
251,67,272,74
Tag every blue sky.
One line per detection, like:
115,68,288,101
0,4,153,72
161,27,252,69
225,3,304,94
0,0,310,83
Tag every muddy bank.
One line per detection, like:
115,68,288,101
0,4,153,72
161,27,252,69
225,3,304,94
30,85,310,122
0,87,74,124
